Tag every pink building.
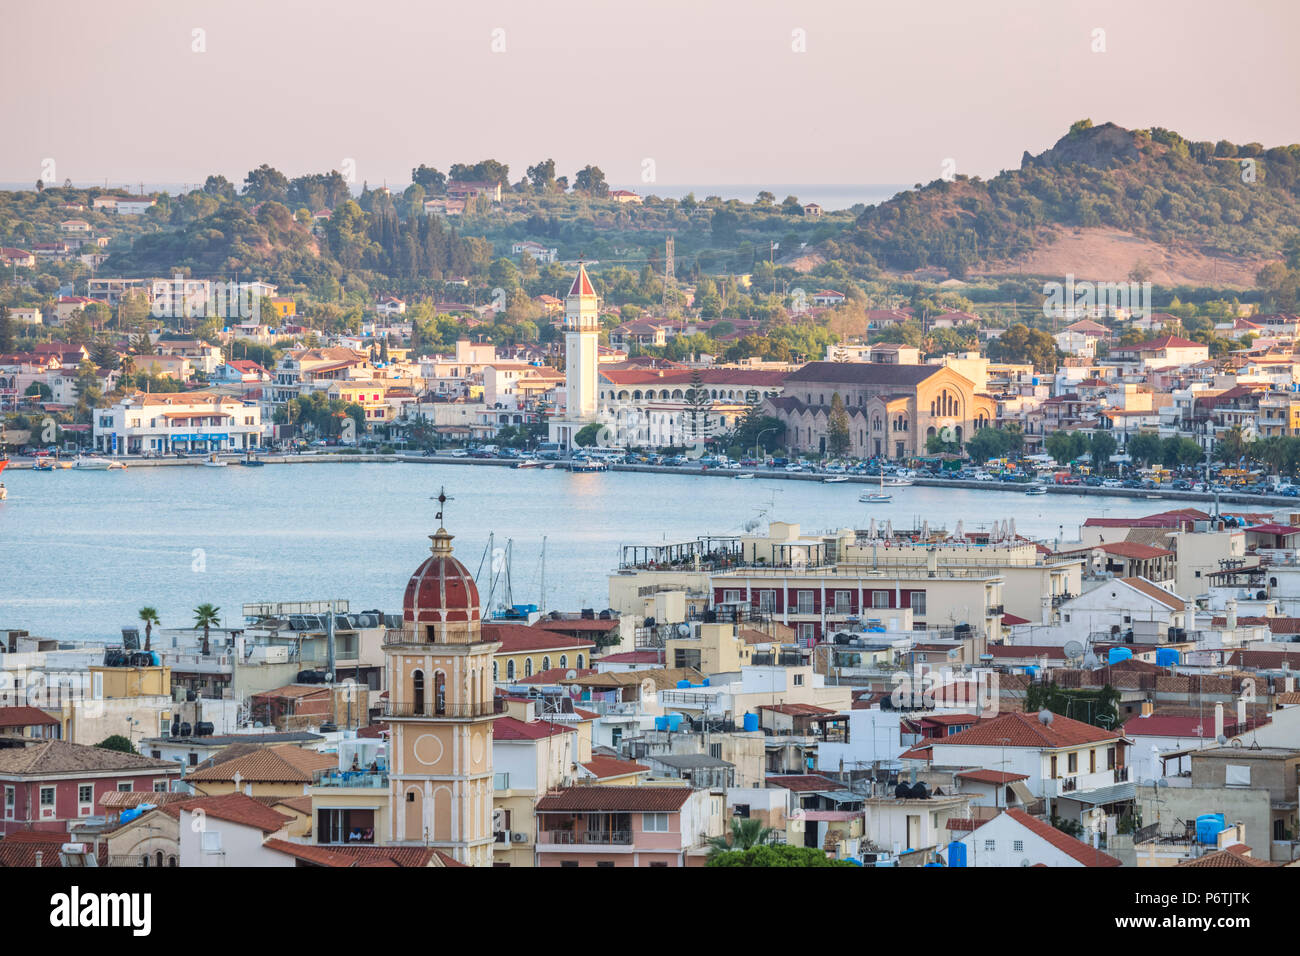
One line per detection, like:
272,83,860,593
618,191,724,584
0,741,183,836
534,786,719,867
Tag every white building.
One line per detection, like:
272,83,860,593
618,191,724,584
957,809,1121,867
93,390,265,455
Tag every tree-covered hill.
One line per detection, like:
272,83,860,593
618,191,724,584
835,121,1300,280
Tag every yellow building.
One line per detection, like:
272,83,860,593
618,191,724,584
185,744,337,799
485,621,595,684
665,623,753,674
328,381,394,426
383,500,502,865
269,297,296,319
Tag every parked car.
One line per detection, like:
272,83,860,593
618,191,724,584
449,448,470,458
1084,476,1103,487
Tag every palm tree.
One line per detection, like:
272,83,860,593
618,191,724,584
193,604,220,655
137,607,160,651
707,817,773,858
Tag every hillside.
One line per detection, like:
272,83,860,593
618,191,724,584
837,121,1300,286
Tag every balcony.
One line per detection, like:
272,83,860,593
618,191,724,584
313,769,389,789
383,698,506,719
540,830,633,846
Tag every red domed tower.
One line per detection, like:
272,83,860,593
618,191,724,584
385,490,501,865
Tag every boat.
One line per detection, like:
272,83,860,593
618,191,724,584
860,467,892,502
883,477,913,487
734,473,756,480
72,455,114,470
823,475,849,483
203,454,228,468
541,462,557,469
1025,484,1048,496
34,457,55,471
513,458,541,469
0,457,7,477
567,459,608,473
238,458,265,467
0,482,7,501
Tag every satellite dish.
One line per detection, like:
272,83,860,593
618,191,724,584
1082,652,1099,668
1020,858,1032,867
1217,734,1228,745
676,624,691,638
565,669,578,680
1037,709,1054,725
1063,640,1084,660
640,678,657,699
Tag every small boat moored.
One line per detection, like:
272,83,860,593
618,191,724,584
72,455,114,470
861,493,892,503
1025,484,1048,495
203,454,229,468
823,475,849,483
734,473,756,480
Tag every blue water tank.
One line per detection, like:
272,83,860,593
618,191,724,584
654,716,669,731
1108,647,1133,665
676,680,691,689
666,714,683,732
947,841,967,867
1197,813,1226,845
1032,377,1040,386
701,677,710,687
924,862,943,867
1025,665,1040,678
151,651,161,666
1156,648,1181,667
743,713,759,732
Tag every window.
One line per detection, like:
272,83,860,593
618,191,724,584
649,861,669,867
796,590,814,614
117,781,133,792
79,785,93,805
560,860,580,867
911,592,927,616
834,591,852,614
524,658,533,678
576,655,585,669
1067,752,1077,774
758,590,776,612
542,656,551,672
492,660,499,681
188,753,199,767
643,812,670,832
1089,750,1096,774
201,831,222,852
724,589,742,604
983,839,995,851
154,781,169,793
596,861,615,867
793,673,805,686
1013,840,1024,853
872,590,890,609
3,786,14,818
40,786,55,807
507,660,516,680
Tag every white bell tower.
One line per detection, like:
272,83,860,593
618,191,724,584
550,262,600,447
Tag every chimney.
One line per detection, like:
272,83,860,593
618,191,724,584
1214,702,1224,740
1237,695,1247,727
1041,593,1052,626
34,851,43,868
1141,700,1154,717
1226,599,1237,631
926,548,938,577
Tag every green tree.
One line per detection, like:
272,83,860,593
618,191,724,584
574,422,603,447
95,734,137,755
985,324,1061,372
1088,431,1117,473
573,165,609,197
1126,432,1163,466
193,603,220,656
0,306,12,353
707,817,774,858
685,370,710,447
707,844,855,867
138,607,160,652
826,393,851,458
1215,425,1249,464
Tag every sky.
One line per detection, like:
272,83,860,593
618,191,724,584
2,0,1298,190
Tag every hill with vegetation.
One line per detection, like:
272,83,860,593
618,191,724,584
834,121,1300,286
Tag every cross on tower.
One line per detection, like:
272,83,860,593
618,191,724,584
431,487,454,526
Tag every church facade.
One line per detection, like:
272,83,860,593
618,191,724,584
765,361,997,459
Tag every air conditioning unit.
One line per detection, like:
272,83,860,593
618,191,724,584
510,831,528,843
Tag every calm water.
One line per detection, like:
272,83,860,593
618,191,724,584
0,463,1207,643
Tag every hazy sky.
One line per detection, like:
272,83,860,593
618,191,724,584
2,0,1297,189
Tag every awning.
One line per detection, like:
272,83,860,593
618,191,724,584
1057,781,1135,806
1009,780,1036,805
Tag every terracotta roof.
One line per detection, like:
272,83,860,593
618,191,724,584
1119,577,1185,611
559,667,702,690
568,264,596,298
535,785,692,813
580,755,650,779
162,792,293,833
0,741,180,776
1224,649,1300,670
484,621,595,654
262,840,451,867
936,711,1123,749
185,745,336,783
766,774,846,792
0,707,60,728
0,830,108,867
758,703,837,716
1064,542,1174,559
986,645,1068,660
271,795,315,816
492,717,575,741
252,684,332,700
595,650,664,664
1178,847,1277,867
1120,335,1206,352
1001,613,1031,626
955,769,1030,784
995,809,1122,866
533,618,620,633
518,667,597,684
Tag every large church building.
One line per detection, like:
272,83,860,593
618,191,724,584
764,361,997,459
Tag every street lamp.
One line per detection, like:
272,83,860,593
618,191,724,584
756,426,778,464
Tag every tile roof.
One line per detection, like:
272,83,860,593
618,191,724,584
559,667,702,690
271,795,316,816
766,774,847,792
535,785,692,813
758,703,837,716
595,650,664,664
533,618,620,633
985,645,1068,660
185,745,336,783
0,706,61,728
262,840,452,867
161,792,293,833
0,830,109,867
0,741,181,776
1119,576,1185,611
518,668,597,684
782,361,940,387
936,711,1123,749
955,769,1030,784
1177,847,1277,867
483,621,595,654
996,809,1121,866
580,755,650,779
492,717,576,741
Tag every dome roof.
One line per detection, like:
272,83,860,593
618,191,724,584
403,527,480,625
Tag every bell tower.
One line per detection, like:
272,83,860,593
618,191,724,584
384,490,501,865
550,262,600,447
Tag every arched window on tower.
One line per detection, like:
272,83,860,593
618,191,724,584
524,658,533,678
492,660,498,682
435,672,446,715
507,660,515,680
412,670,425,715
542,656,551,672
559,655,568,669
577,654,585,669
